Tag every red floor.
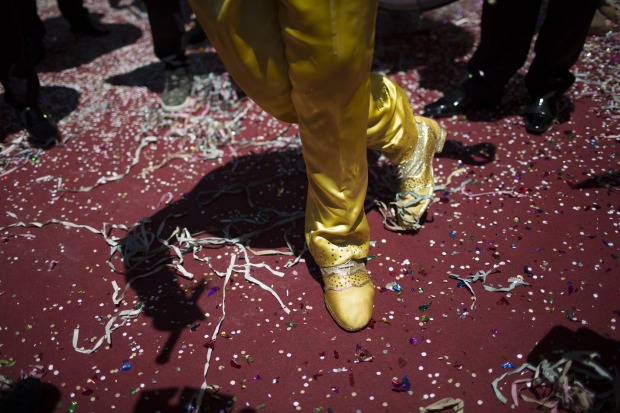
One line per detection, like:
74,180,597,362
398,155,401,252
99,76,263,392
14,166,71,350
1,1,619,412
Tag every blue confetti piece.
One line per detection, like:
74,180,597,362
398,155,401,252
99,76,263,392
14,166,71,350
501,362,515,369
386,282,402,292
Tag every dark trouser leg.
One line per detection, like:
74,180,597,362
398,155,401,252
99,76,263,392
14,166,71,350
1,0,59,147
0,0,41,107
464,0,542,100
57,0,88,24
143,0,187,70
525,0,599,98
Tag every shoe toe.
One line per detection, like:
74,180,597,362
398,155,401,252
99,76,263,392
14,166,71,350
324,283,374,331
524,95,559,134
423,90,471,118
525,113,554,134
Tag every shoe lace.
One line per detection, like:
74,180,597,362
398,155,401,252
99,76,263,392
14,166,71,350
165,73,187,90
166,74,183,89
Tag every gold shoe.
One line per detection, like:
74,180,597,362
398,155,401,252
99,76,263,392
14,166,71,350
394,116,446,231
321,259,374,331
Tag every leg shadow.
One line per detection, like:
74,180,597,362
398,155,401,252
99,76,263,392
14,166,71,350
515,325,620,413
113,147,308,365
37,17,143,73
132,386,246,413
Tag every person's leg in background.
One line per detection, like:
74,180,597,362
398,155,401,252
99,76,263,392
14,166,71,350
423,0,542,117
523,0,599,133
189,0,444,331
464,0,542,101
143,0,192,111
0,0,60,149
56,0,110,36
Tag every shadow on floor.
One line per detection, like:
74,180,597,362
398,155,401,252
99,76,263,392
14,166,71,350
105,53,227,94
38,16,143,73
132,385,251,413
522,325,620,413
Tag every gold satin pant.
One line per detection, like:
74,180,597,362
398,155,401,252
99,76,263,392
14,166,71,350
190,0,420,267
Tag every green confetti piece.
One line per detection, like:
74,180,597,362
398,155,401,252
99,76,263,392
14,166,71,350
66,401,77,413
285,322,297,328
418,301,432,312
0,358,16,367
421,315,430,323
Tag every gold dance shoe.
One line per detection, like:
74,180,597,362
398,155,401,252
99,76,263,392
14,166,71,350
321,259,374,331
394,117,446,230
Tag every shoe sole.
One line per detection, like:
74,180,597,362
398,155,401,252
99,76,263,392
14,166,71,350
161,97,191,112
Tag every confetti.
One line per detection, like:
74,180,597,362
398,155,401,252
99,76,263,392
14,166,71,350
355,344,374,362
392,375,411,392
66,401,78,413
385,281,402,292
1,3,617,413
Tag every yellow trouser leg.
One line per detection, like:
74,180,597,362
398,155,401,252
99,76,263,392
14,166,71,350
189,0,421,267
367,73,420,165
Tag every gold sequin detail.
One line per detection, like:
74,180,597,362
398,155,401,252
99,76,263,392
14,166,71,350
394,117,446,229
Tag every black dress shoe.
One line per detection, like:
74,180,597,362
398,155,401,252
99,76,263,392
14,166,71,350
16,104,60,149
0,377,41,413
423,89,472,118
523,92,560,134
441,140,496,165
70,15,110,36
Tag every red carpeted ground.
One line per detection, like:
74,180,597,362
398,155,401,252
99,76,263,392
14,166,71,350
1,1,619,412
